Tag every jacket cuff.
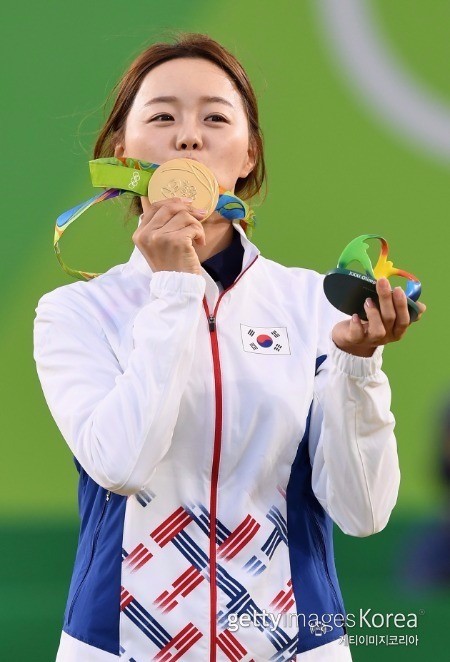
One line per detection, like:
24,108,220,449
150,270,206,298
329,337,384,378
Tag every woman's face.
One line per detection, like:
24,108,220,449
114,57,256,193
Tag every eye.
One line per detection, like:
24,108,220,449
150,114,173,122
207,114,227,122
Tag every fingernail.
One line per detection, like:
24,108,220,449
180,196,194,202
195,208,208,214
365,298,372,307
352,314,360,323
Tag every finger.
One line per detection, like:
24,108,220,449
152,198,207,216
155,205,207,228
157,212,206,245
165,217,207,246
140,197,192,225
143,196,199,219
364,298,386,344
376,278,396,333
414,301,427,322
147,196,194,208
143,201,206,231
392,286,410,337
150,197,201,215
135,211,206,250
348,314,366,344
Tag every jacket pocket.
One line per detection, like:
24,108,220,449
67,490,111,625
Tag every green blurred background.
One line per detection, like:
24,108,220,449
2,0,449,659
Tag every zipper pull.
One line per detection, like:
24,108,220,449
106,490,111,502
208,315,216,332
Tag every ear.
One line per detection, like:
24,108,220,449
239,141,257,179
113,142,125,158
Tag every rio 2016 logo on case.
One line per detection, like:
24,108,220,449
240,325,291,355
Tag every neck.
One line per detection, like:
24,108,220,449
194,212,235,263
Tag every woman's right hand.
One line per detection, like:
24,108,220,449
134,197,208,275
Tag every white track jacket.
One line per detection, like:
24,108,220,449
33,219,400,661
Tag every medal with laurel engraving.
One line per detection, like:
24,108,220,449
147,158,219,219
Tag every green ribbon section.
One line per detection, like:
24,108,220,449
89,159,157,196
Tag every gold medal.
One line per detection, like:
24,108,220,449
147,158,219,219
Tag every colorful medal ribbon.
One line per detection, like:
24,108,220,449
54,157,257,281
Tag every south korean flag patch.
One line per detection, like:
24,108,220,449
241,325,291,355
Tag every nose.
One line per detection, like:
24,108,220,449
175,123,203,152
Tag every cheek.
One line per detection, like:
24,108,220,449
229,129,250,154
219,138,248,166
123,117,152,143
126,125,146,147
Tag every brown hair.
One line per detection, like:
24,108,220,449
93,31,267,220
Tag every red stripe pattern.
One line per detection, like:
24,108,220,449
154,566,205,613
217,629,254,661
120,586,133,611
217,515,260,561
151,507,193,547
123,543,153,573
270,579,295,613
153,623,203,662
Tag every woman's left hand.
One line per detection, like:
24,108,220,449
331,277,427,357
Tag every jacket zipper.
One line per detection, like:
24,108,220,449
204,303,222,662
67,490,111,624
308,504,342,614
203,254,259,661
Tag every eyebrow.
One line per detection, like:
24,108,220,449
143,95,234,109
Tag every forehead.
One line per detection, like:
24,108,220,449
134,57,243,109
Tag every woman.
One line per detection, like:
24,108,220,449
33,32,426,661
